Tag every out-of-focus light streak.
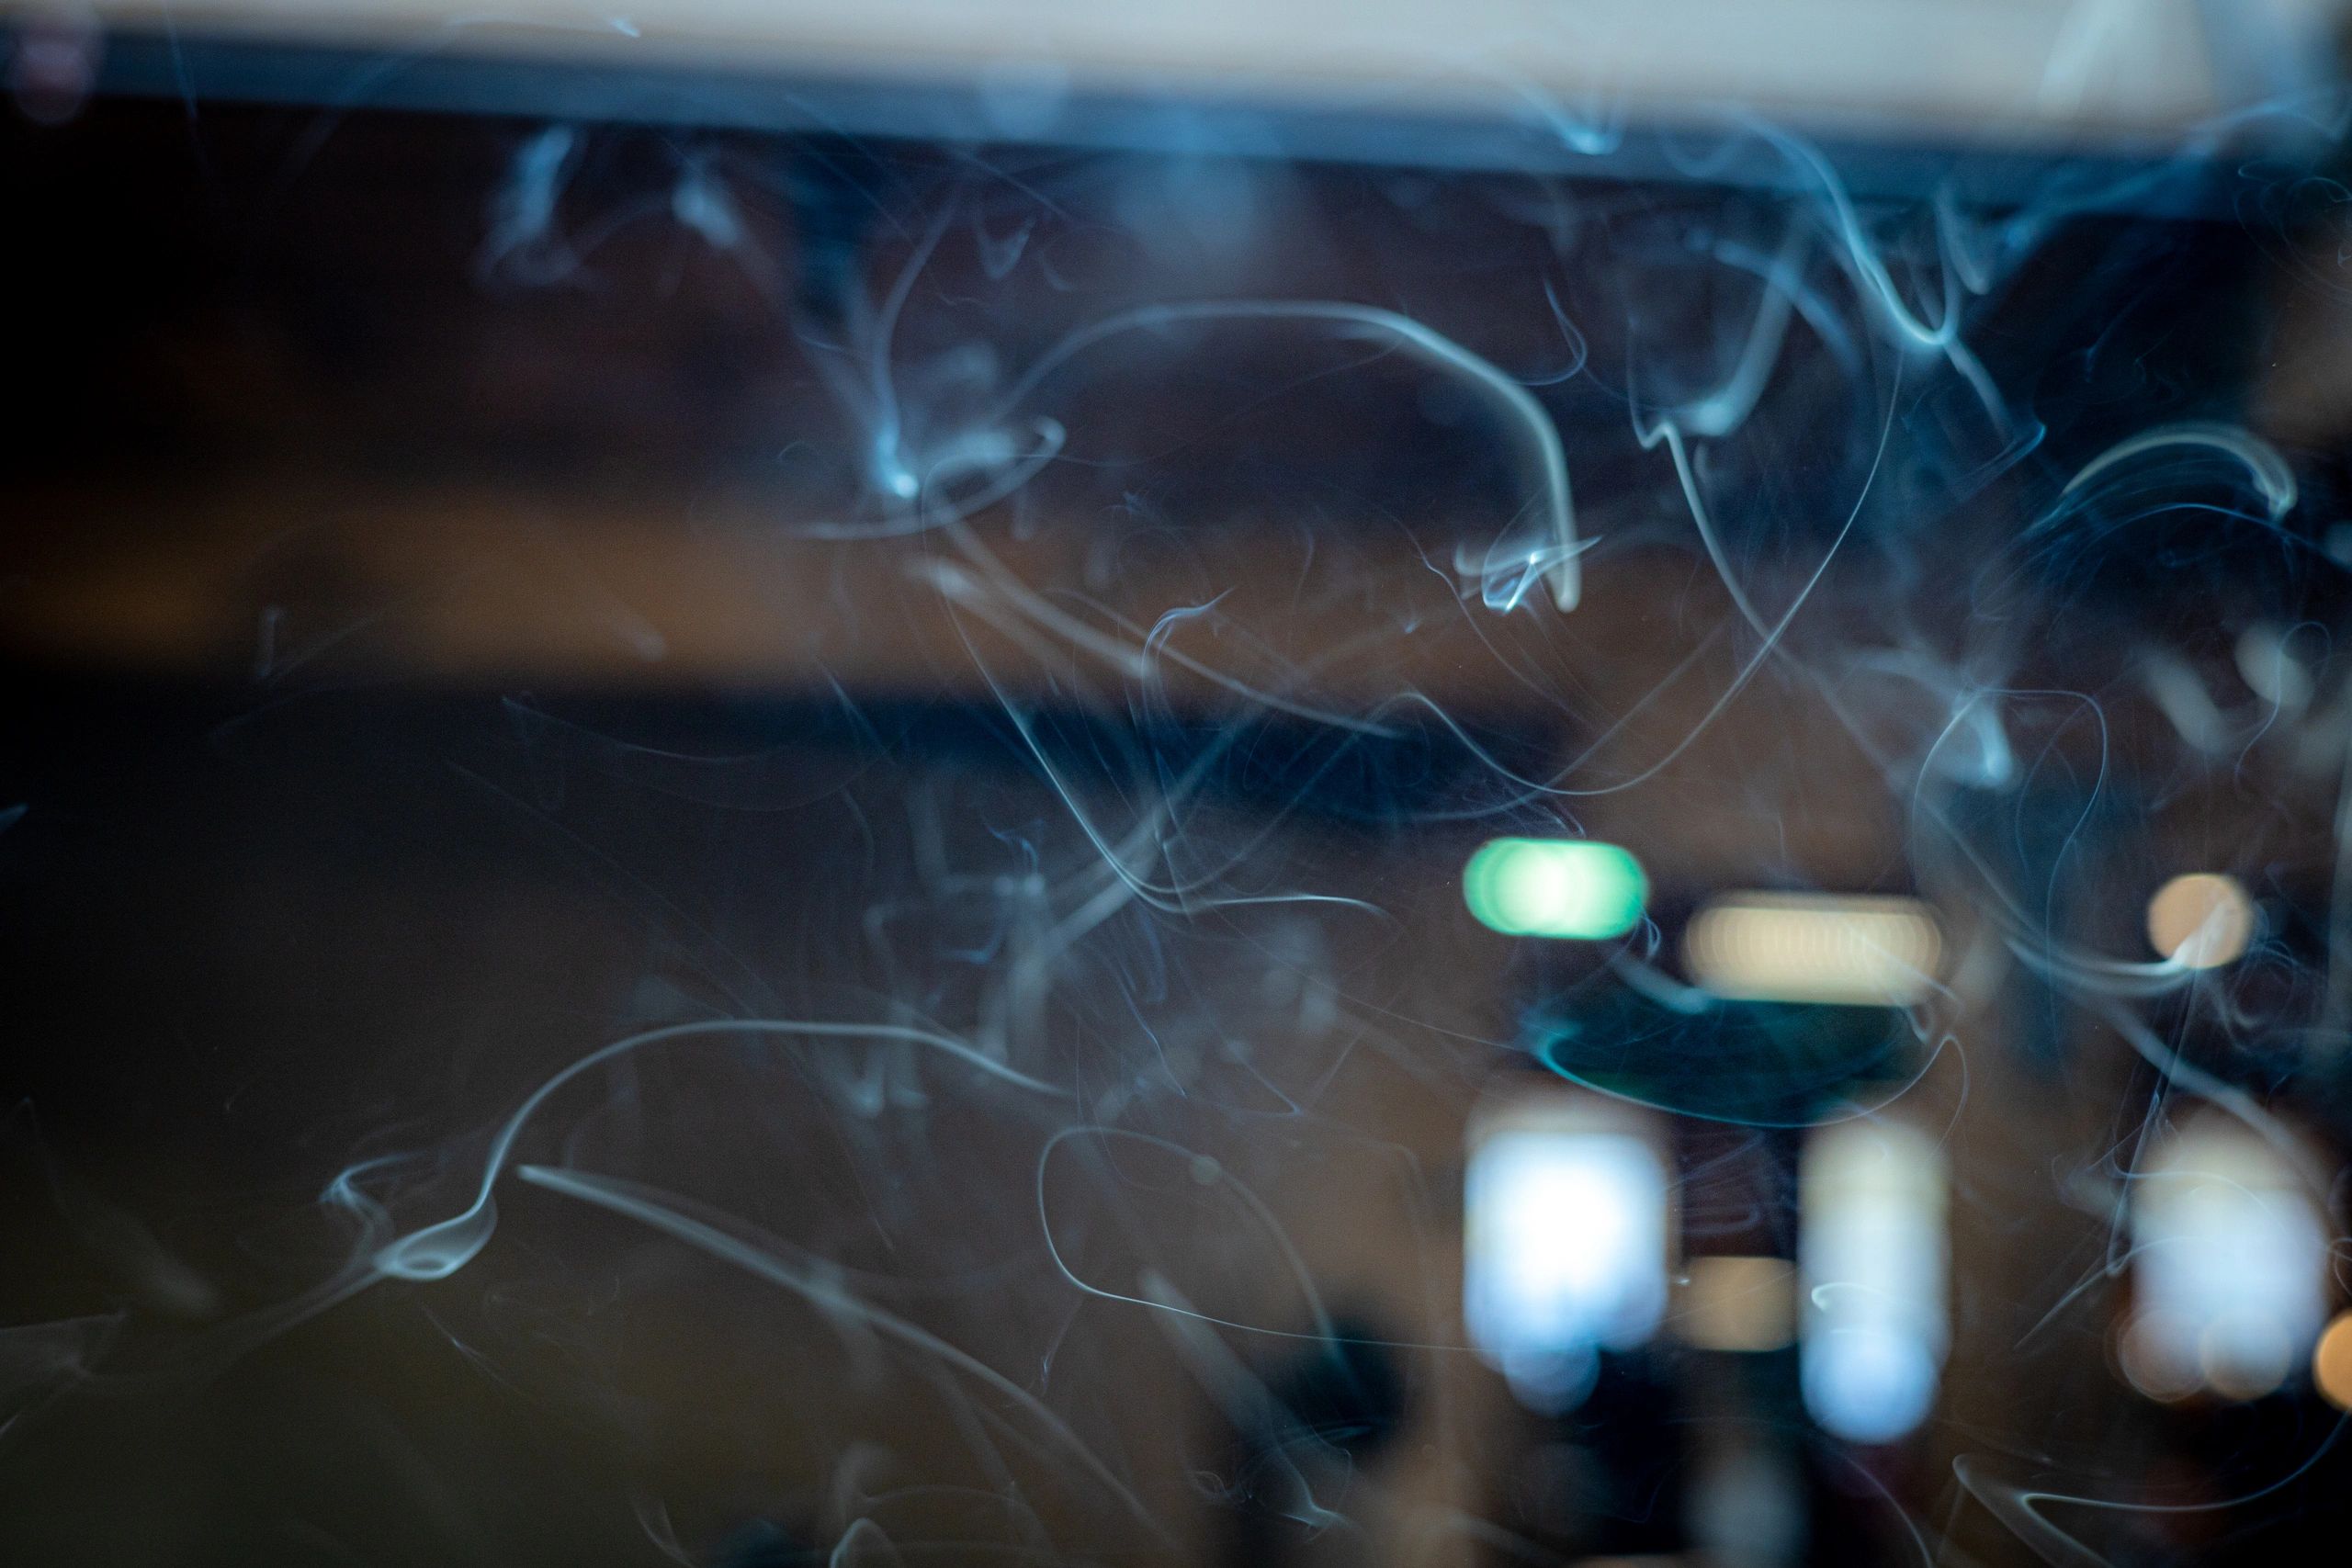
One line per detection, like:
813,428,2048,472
1464,1095,1669,1412
2144,873,2256,970
60,0,2315,145
2121,1112,2327,1402
1800,1119,1948,1444
1464,838,1647,941
1683,893,1940,1006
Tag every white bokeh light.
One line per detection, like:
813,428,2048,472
1800,1119,1948,1444
2124,1111,2327,1401
1464,1097,1670,1411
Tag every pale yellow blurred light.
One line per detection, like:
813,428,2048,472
2314,1313,2352,1411
2116,1312,2201,1403
2145,873,2255,969
2199,1315,2291,1401
1676,1256,1796,1352
1682,894,1941,1006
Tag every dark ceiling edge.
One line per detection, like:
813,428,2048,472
46,25,2314,219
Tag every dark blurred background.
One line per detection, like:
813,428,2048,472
7,6,2352,1565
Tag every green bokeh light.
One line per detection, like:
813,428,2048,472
1464,838,1647,939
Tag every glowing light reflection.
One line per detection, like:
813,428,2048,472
1800,1119,1948,1444
1464,1096,1669,1412
2144,873,2256,970
2124,1112,2326,1402
1464,838,1647,940
1683,893,1940,1006
1677,1255,1797,1352
2314,1313,2352,1412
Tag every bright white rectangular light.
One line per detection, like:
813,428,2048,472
2122,1113,2328,1401
1684,893,1940,1007
1800,1119,1947,1443
1464,1096,1669,1411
